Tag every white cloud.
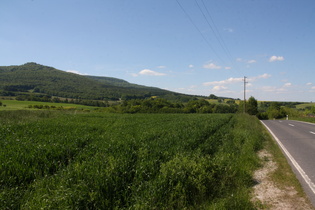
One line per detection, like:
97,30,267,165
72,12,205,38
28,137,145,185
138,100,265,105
247,60,256,64
203,77,243,86
212,86,228,91
203,74,271,87
224,28,234,33
306,82,312,86
203,63,221,69
269,55,284,62
157,65,166,69
225,66,232,70
312,86,315,90
284,82,292,87
188,64,194,68
138,69,166,76
66,70,87,75
236,58,243,62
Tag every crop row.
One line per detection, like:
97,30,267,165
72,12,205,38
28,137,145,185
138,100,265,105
0,111,265,209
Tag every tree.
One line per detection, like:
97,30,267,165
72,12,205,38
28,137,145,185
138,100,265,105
267,102,286,119
247,96,258,115
209,94,218,99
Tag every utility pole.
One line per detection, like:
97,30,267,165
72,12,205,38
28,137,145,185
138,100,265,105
243,76,247,113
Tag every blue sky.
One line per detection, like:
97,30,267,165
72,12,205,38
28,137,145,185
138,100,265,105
1,0,314,101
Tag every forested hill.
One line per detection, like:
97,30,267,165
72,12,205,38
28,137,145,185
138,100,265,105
0,62,195,101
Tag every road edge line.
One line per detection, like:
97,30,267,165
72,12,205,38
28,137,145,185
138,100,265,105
260,120,315,195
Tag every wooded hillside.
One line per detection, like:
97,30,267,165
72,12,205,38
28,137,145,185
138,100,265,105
0,62,194,101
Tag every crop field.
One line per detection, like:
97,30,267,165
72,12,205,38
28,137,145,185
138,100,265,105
0,100,95,111
0,111,266,209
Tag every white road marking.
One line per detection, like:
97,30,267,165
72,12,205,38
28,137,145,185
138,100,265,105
279,121,283,123
261,121,315,195
289,124,295,127
310,131,315,135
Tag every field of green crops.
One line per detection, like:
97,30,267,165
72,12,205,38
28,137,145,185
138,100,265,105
0,111,266,209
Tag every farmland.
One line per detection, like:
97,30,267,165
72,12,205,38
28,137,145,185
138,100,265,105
0,111,266,209
0,99,96,111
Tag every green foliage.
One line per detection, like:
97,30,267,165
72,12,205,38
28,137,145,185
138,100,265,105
0,112,265,209
108,98,238,114
267,102,287,119
247,96,258,115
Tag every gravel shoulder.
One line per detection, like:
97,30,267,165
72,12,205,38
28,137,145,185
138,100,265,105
252,149,314,209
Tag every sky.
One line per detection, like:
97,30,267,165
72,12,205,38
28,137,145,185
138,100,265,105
1,0,315,102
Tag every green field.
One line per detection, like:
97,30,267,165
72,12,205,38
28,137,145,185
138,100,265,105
0,100,95,111
0,111,266,209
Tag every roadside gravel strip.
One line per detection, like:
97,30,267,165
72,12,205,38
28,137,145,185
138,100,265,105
252,149,312,209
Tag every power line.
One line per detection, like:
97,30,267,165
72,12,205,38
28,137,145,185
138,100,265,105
175,0,224,64
198,0,235,66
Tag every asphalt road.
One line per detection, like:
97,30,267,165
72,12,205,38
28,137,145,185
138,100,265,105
261,120,315,207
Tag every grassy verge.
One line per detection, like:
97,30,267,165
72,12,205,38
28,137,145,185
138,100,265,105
290,117,315,124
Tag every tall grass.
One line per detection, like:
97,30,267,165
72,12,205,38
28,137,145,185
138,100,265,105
0,112,265,209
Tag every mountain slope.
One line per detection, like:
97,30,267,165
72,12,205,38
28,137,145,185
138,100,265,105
0,62,194,101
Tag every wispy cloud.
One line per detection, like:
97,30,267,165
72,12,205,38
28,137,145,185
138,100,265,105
247,59,256,64
224,28,234,33
188,64,194,68
203,63,221,70
212,86,228,91
157,65,166,69
269,55,284,62
138,69,166,76
203,74,271,87
203,77,243,86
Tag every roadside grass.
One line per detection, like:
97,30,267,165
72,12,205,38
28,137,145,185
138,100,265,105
0,100,95,111
290,117,315,124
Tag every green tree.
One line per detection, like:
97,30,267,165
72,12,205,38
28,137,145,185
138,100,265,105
247,96,258,115
267,102,286,119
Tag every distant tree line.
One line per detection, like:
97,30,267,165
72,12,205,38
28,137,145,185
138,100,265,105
15,94,109,107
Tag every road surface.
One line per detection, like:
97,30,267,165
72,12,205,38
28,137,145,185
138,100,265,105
261,120,315,207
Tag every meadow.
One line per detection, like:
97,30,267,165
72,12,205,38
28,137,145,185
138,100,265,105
0,111,266,209
0,99,95,111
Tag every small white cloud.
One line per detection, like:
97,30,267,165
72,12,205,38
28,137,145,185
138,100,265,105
188,64,194,68
139,69,166,76
247,60,256,64
225,66,232,70
203,63,221,70
204,73,271,87
284,82,292,87
224,28,234,33
67,70,87,75
212,86,228,91
312,86,315,90
306,82,312,86
203,77,243,86
269,55,284,62
157,65,166,69
236,58,243,62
